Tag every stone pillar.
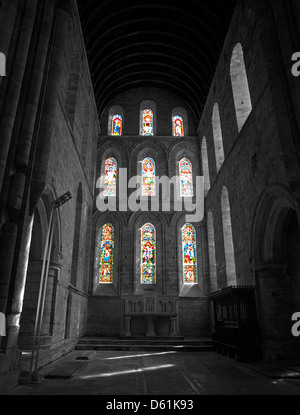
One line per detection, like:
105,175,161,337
256,0,300,190
29,1,71,213
0,0,20,90
0,0,38,189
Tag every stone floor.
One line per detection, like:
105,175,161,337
5,350,300,395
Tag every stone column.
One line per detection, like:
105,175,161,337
29,1,71,213
0,0,38,189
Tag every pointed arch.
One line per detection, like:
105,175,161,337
221,187,236,286
230,43,252,132
182,223,198,284
207,211,217,292
99,223,114,284
201,137,210,196
179,158,193,197
212,103,225,172
142,157,156,197
103,157,117,197
141,223,156,284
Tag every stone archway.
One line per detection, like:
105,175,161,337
19,192,62,351
252,186,300,362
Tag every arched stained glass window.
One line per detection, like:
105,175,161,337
142,157,156,196
182,223,197,284
100,224,114,284
179,158,193,197
112,114,122,136
103,158,117,197
143,109,154,136
173,115,184,137
141,223,156,284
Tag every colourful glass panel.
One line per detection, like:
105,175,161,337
100,224,114,283
180,158,193,197
182,223,197,284
112,114,122,136
104,158,117,197
143,109,154,136
141,223,156,284
142,157,156,196
173,115,184,137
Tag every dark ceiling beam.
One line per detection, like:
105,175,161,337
88,32,215,79
93,61,207,101
90,43,211,88
85,17,221,55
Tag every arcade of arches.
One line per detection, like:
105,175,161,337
0,0,300,394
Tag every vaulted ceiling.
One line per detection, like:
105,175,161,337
77,0,236,121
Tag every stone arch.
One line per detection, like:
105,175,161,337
221,186,236,286
212,103,225,172
230,43,252,132
70,183,83,287
207,210,217,292
19,190,62,351
130,142,168,180
201,137,210,196
252,185,300,360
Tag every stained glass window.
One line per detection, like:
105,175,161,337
100,224,114,284
143,109,154,136
103,158,117,197
179,158,193,197
142,158,156,196
141,223,156,284
112,114,122,136
182,223,197,284
173,115,184,137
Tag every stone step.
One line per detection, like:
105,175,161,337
75,344,214,352
77,338,211,346
76,337,214,352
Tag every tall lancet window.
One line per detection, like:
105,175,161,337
179,158,193,197
141,223,156,284
143,109,154,136
182,223,197,284
173,115,184,137
103,158,117,197
112,114,122,136
142,157,156,196
99,224,114,284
